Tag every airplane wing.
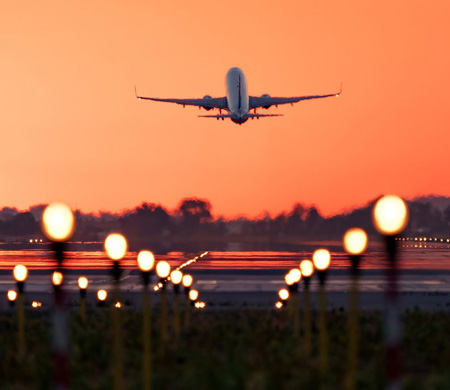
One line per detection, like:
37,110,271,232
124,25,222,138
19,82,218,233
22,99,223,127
135,86,228,110
249,86,341,109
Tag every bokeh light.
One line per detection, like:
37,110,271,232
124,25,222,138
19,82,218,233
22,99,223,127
7,290,17,301
182,274,193,288
104,233,128,260
373,195,409,235
278,288,289,301
97,289,108,301
300,260,314,277
285,272,294,286
137,250,155,272
170,270,183,284
78,276,89,289
52,271,63,286
343,228,369,255
13,265,28,282
290,268,302,283
312,249,331,271
42,203,75,242
156,261,171,278
189,289,199,301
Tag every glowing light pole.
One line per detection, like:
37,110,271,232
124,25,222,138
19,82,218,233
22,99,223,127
300,259,314,356
286,269,302,335
189,289,199,306
170,270,183,342
313,249,331,377
182,274,193,329
7,289,17,308
42,202,75,390
155,261,171,345
104,233,128,390
78,276,88,323
137,250,155,390
97,289,108,306
13,265,28,356
373,195,408,390
343,228,368,390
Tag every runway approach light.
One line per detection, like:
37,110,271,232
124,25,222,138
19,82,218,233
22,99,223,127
312,249,331,271
13,265,28,282
373,195,409,235
137,250,155,272
42,203,75,242
188,289,199,301
285,272,294,286
52,271,63,286
156,261,171,279
182,274,193,288
78,276,89,290
343,228,368,255
290,268,302,283
278,288,289,301
300,260,314,278
104,233,128,260
7,290,17,302
97,289,108,301
170,270,183,285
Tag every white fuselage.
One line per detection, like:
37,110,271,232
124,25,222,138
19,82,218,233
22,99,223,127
225,67,249,124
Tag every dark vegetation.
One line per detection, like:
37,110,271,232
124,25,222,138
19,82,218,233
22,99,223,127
0,196,449,250
1,309,450,389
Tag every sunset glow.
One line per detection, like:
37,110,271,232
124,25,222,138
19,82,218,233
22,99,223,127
0,1,449,217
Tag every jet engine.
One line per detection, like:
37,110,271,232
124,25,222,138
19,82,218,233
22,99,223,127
202,95,213,110
261,94,272,109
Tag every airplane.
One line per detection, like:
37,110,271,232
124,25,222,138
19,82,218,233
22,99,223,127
135,67,341,125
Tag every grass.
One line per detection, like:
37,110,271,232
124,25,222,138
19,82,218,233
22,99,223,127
1,307,450,389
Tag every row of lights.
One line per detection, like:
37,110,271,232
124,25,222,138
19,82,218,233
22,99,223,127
398,237,450,242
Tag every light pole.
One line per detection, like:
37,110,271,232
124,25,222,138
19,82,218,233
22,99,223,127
373,195,408,390
286,269,301,335
278,288,289,307
343,227,368,390
300,259,314,356
78,276,89,323
137,250,155,390
313,249,332,380
13,264,28,356
42,202,75,390
170,270,183,342
182,274,193,329
155,261,171,346
104,233,128,390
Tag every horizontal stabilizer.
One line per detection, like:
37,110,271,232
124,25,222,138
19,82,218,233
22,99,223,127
247,113,283,118
198,114,232,119
198,113,283,119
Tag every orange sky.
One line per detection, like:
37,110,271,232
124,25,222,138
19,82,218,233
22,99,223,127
1,1,449,218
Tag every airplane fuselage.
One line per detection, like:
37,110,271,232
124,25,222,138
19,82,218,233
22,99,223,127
225,67,249,124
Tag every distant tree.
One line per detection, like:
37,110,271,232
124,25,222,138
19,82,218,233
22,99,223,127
177,198,213,233
119,203,171,240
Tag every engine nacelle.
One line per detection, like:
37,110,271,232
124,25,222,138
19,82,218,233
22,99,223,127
202,95,213,110
261,94,272,109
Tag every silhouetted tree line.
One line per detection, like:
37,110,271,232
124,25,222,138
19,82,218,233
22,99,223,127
0,196,449,248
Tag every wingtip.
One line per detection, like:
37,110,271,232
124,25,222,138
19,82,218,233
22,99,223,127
134,84,141,100
336,82,343,97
